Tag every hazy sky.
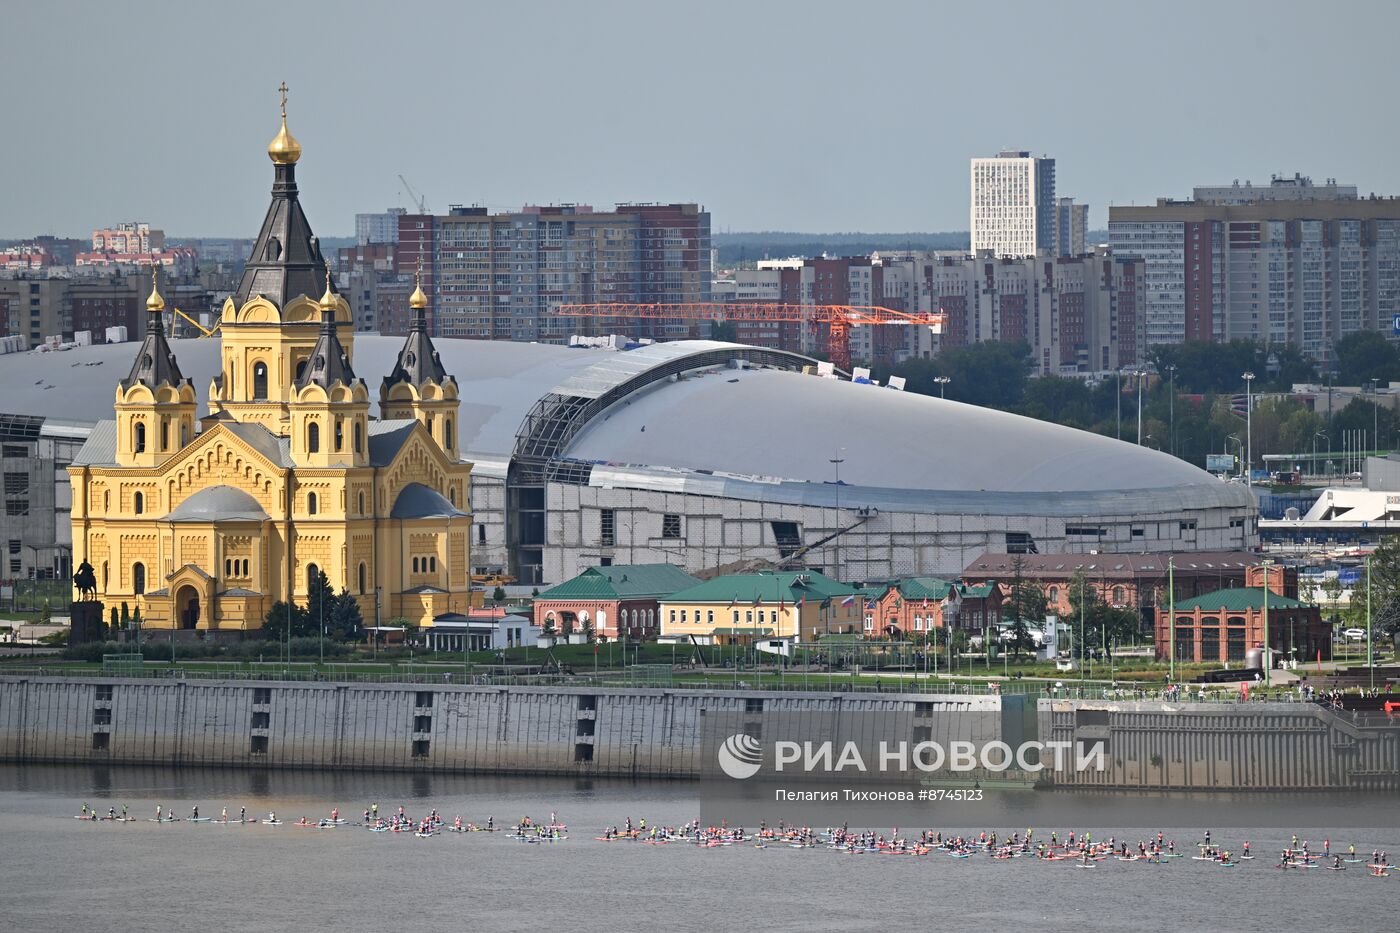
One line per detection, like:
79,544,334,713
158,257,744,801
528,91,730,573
5,0,1399,237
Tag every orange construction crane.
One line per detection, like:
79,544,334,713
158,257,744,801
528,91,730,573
555,303,945,372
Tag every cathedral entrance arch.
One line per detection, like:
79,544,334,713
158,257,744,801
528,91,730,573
176,584,201,630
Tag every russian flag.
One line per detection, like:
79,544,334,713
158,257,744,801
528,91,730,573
841,594,856,607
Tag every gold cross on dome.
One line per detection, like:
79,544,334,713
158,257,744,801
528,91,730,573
278,81,289,117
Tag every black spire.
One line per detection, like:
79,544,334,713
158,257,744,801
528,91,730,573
232,160,333,311
296,275,358,391
383,265,452,391
121,270,187,391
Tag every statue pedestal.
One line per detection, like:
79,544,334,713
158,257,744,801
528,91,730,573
70,601,106,645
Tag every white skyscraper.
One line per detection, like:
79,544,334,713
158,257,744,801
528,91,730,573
970,151,1057,257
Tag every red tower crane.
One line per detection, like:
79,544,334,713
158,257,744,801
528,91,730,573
554,303,945,372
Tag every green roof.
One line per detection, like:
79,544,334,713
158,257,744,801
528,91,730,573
895,577,958,601
537,564,701,601
959,582,998,599
666,570,859,606
1171,587,1311,612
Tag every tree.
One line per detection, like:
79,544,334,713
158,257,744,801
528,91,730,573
1335,331,1400,387
261,600,312,641
492,585,507,603
306,569,335,634
38,599,51,624
130,606,143,631
1362,538,1400,642
1004,558,1046,658
1065,569,1140,659
120,603,130,628
327,588,364,642
110,607,119,631
708,320,738,342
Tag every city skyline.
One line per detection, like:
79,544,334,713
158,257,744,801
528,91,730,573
5,0,1400,238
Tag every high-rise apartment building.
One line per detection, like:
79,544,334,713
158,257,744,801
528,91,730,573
355,208,405,245
725,249,1143,374
1193,174,1357,205
970,151,1056,257
1109,178,1400,358
1056,198,1088,256
388,203,711,341
91,223,163,253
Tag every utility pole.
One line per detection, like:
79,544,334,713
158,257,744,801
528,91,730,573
1116,370,1122,440
1167,364,1177,457
829,449,845,582
1168,557,1175,683
934,375,950,399
1243,372,1256,488
1136,370,1145,446
1367,555,1374,691
1261,558,1272,687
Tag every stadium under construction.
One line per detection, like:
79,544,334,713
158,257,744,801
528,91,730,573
3,335,1254,586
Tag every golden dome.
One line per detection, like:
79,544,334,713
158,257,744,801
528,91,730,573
267,82,301,165
318,272,337,312
145,268,165,313
268,114,302,165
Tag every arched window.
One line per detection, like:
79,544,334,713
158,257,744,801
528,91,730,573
307,492,318,515
102,561,108,590
429,556,436,572
307,563,319,594
1046,586,1059,603
357,491,365,515
358,562,366,594
1112,585,1127,606
160,417,169,451
307,421,320,453
225,559,232,576
412,557,420,573
134,421,146,453
445,418,453,451
133,562,146,595
133,492,144,514
354,421,363,454
448,487,456,506
334,418,344,451
252,362,268,400
180,419,189,446
103,491,110,511
241,559,249,576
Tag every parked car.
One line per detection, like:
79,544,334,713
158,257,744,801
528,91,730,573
1343,627,1367,641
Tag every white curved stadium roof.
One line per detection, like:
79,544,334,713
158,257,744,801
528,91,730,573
3,335,1249,513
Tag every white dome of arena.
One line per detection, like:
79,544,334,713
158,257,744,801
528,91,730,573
2,335,1254,585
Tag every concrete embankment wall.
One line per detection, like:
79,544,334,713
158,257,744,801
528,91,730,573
1038,699,1400,791
0,676,1001,777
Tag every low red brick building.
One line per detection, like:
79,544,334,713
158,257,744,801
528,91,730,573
866,578,1005,638
1155,565,1330,666
962,551,1271,632
532,564,700,641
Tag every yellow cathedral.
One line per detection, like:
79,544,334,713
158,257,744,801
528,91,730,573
68,93,475,635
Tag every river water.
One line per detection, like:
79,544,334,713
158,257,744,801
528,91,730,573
0,764,1394,933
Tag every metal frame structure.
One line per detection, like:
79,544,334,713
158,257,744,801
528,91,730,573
505,343,818,583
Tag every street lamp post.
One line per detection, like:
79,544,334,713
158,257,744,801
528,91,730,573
1260,558,1272,687
1135,370,1146,445
1227,434,1244,481
1313,432,1328,479
1116,370,1122,440
829,449,845,582
1242,372,1256,488
1167,364,1177,456
1370,379,1380,459
933,376,950,399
